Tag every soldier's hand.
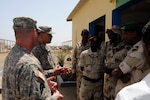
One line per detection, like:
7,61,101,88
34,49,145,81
53,90,64,100
61,67,71,75
120,73,131,83
53,66,63,75
112,68,123,78
47,79,57,92
47,76,55,81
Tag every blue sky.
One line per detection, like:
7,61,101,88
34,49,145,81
0,0,79,46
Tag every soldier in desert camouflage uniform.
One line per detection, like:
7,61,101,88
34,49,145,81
115,21,150,100
2,17,63,100
79,36,103,100
72,29,90,100
111,44,132,96
112,23,150,91
103,25,123,100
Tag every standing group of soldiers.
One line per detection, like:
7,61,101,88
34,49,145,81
2,17,70,100
72,21,150,100
2,16,149,100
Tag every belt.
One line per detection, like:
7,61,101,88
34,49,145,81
82,76,101,83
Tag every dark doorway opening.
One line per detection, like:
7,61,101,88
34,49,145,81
89,15,105,46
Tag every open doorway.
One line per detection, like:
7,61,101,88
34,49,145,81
89,15,105,47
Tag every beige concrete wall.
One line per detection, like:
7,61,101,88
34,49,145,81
71,0,116,47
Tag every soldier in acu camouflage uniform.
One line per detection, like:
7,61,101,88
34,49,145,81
78,36,103,100
112,22,150,94
2,17,63,100
72,29,90,100
32,26,65,79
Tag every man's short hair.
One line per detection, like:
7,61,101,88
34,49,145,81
81,29,89,34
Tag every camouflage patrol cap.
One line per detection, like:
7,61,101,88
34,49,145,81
13,17,37,29
106,25,121,35
37,26,55,34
